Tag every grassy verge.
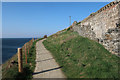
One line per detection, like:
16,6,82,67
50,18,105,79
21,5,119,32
43,30,120,78
2,38,42,80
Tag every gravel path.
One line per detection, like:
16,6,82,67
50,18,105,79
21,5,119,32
33,39,66,78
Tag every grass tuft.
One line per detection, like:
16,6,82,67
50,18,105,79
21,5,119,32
43,30,120,78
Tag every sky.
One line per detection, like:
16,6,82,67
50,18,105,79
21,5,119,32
2,2,109,38
2,0,114,2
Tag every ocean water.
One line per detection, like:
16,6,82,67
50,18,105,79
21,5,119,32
2,38,32,63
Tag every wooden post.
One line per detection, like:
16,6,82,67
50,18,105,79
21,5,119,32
32,38,34,42
28,43,30,54
31,40,32,46
33,38,34,42
25,44,27,64
18,48,23,73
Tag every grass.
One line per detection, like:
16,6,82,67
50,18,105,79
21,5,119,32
2,38,42,80
43,29,120,78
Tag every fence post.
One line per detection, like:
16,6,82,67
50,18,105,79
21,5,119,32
31,40,32,46
18,48,23,73
32,38,34,42
25,44,27,64
28,43,29,54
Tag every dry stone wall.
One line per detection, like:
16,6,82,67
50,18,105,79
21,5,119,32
73,1,120,56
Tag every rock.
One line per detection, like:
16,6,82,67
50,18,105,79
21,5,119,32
72,1,120,55
82,64,86,67
30,63,32,66
44,35,47,38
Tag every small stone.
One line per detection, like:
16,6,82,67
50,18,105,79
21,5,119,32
30,63,32,66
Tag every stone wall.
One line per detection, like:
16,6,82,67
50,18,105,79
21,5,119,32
73,1,120,56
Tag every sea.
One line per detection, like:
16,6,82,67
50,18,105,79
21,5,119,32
2,38,32,64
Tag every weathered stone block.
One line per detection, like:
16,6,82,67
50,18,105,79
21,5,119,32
73,1,120,55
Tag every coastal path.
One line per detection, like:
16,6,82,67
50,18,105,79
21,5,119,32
33,39,66,78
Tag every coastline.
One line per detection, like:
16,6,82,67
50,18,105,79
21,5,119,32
2,38,33,63
1,38,42,80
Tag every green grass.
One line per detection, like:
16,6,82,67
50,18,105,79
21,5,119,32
2,38,42,80
43,30,120,78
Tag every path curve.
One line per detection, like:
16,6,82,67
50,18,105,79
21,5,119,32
33,39,66,78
